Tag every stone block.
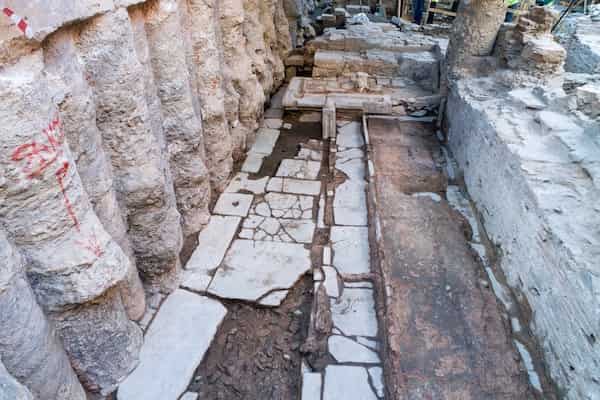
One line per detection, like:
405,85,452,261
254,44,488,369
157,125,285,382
323,97,336,139
117,290,226,400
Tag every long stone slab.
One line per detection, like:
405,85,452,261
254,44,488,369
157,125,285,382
207,240,311,302
117,290,227,400
330,226,370,275
323,365,377,400
330,288,378,337
182,216,241,292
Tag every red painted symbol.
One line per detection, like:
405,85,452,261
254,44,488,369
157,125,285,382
11,116,103,258
2,7,33,38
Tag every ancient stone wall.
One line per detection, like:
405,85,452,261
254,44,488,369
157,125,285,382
0,1,291,397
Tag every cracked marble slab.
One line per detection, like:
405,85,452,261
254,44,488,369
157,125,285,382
207,240,311,302
276,159,321,180
225,173,268,194
328,335,381,364
268,177,322,196
330,288,378,337
249,128,280,156
182,216,241,292
252,192,314,219
240,215,315,244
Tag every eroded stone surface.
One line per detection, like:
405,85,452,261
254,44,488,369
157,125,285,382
207,240,311,302
225,173,268,194
241,216,315,243
117,290,226,400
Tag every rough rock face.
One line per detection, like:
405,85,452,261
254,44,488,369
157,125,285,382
220,0,265,155
448,77,600,399
135,0,212,237
0,0,291,397
180,0,234,190
0,50,141,396
43,29,146,321
0,230,86,400
76,9,183,292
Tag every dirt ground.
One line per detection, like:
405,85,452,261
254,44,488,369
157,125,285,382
190,278,313,400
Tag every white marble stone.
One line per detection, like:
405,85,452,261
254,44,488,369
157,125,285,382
208,240,311,302
337,122,365,148
276,159,321,180
182,216,241,292
328,335,380,363
333,181,368,226
296,148,323,162
283,179,322,196
262,118,283,129
117,290,226,400
284,219,316,243
299,112,322,122
267,177,284,192
368,367,384,398
357,336,379,351
323,266,340,298
514,340,543,393
302,372,323,400
250,128,280,155
225,173,268,194
259,290,290,307
412,192,442,202
323,246,332,265
331,227,370,275
323,366,377,400
336,157,366,182
180,392,199,400
283,123,292,130
331,288,378,337
213,193,253,217
241,153,264,173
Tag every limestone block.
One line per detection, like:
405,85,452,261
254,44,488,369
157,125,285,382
179,0,233,189
76,9,183,290
0,231,86,400
44,29,146,321
245,0,274,95
260,0,286,89
220,0,265,151
142,0,212,236
521,36,566,72
52,286,143,396
0,361,33,400
274,0,293,60
0,51,128,308
323,97,336,139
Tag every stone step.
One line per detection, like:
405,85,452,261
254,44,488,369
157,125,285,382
117,290,227,400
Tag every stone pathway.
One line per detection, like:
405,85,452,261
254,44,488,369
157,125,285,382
301,120,384,400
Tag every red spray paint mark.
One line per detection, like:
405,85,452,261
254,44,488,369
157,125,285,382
11,116,103,258
2,7,33,38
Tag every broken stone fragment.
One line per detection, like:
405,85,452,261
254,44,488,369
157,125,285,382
576,83,600,118
0,230,86,400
